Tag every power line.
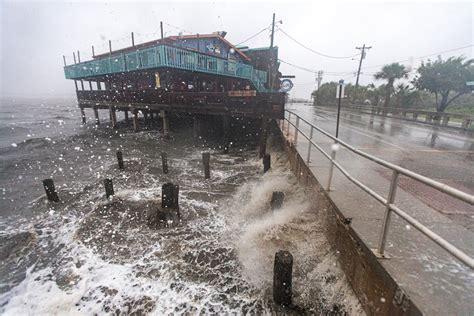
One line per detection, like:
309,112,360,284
276,27,361,59
278,59,353,75
235,26,271,46
163,22,193,35
360,44,473,71
279,43,473,82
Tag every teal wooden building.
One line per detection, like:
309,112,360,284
63,31,285,132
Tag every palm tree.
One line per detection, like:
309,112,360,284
374,63,409,108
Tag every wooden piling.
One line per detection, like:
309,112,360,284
162,182,177,209
161,152,169,174
223,116,230,154
193,116,201,139
93,107,100,125
161,110,169,138
104,178,114,198
132,109,139,132
273,250,293,307
116,150,124,169
173,184,179,210
42,179,59,202
80,107,86,124
271,192,284,210
124,110,129,123
263,154,271,173
259,117,269,158
109,106,117,129
202,152,211,179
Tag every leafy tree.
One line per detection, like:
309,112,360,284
413,56,473,112
348,84,369,104
393,84,419,108
312,82,338,105
366,83,385,107
374,63,409,108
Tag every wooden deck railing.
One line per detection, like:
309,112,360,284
64,44,268,92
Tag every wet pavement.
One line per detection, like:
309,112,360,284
284,103,474,315
287,104,474,231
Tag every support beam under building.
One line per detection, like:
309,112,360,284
223,116,231,153
93,107,100,126
161,110,169,138
80,107,86,125
124,110,129,123
193,116,201,139
109,106,117,129
259,117,269,158
132,109,139,132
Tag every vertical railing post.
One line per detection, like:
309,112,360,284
294,117,300,144
377,170,400,256
306,126,313,163
286,113,291,137
326,142,338,191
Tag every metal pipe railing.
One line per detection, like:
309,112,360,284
282,109,474,269
287,110,474,205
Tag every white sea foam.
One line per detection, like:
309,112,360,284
1,138,362,314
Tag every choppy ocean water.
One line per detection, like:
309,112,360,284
0,97,362,314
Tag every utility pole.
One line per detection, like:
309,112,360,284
355,44,372,87
269,13,276,90
313,71,323,104
270,13,276,48
316,70,323,90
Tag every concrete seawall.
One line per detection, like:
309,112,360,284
274,121,423,315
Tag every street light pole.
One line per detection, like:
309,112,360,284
336,79,344,138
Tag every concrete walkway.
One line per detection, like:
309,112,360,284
283,110,474,315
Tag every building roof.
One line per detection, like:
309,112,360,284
94,32,250,61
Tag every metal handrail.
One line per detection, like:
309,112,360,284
282,109,474,269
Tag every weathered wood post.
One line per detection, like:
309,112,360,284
109,106,117,129
132,109,139,132
42,179,59,202
193,116,201,139
80,107,86,124
116,150,124,169
202,152,211,179
173,184,179,210
104,178,114,198
161,110,170,138
93,107,100,126
223,116,230,154
259,117,269,158
162,182,176,209
271,192,285,210
263,154,271,173
273,250,293,307
124,110,129,123
161,152,168,174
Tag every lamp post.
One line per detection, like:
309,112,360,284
336,79,344,138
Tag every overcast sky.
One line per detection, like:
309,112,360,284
1,0,472,99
